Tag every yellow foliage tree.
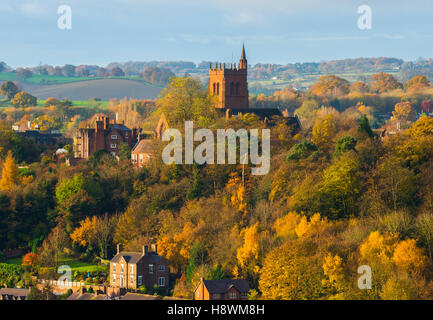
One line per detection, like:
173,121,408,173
236,222,267,280
359,231,399,264
70,216,98,247
392,102,416,122
274,212,301,239
392,239,430,274
0,151,19,191
312,114,338,149
409,116,433,138
157,222,197,270
295,213,331,238
322,254,345,292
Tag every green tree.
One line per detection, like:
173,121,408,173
118,143,131,161
0,81,19,99
286,141,317,160
358,115,374,138
157,77,217,127
333,136,357,158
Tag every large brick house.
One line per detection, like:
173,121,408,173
109,244,169,290
194,278,250,300
74,115,141,159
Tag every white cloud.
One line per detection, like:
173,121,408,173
19,1,48,17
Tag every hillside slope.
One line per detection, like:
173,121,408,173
17,79,162,100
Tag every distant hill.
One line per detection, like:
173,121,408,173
17,78,162,100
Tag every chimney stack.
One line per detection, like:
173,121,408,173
151,244,158,254
143,245,148,256
117,244,122,254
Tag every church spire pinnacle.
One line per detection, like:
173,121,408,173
241,42,246,60
239,43,247,70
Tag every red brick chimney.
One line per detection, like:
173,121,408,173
117,244,122,254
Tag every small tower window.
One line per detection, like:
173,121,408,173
216,83,220,96
213,83,216,95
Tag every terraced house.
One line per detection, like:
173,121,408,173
110,244,169,290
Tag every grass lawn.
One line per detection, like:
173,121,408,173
5,257,22,265
57,258,108,273
4,256,107,273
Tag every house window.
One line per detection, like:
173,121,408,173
229,292,237,299
112,263,116,273
158,277,165,287
111,135,117,139
130,275,134,284
121,264,124,273
138,276,142,286
196,292,200,299
158,265,165,272
213,293,220,299
149,264,154,274
130,265,134,273
241,292,248,299
112,274,116,283
111,143,117,149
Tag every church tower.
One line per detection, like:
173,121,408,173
209,44,249,109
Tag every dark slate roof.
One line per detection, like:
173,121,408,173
109,123,131,131
110,252,144,264
203,279,250,294
149,253,162,263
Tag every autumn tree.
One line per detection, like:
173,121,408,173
310,75,350,97
350,81,369,93
406,75,430,91
259,240,324,300
0,151,19,191
392,102,416,122
312,114,338,150
70,214,116,259
10,91,37,108
370,72,403,93
22,252,38,267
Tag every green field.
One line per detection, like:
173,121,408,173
5,256,107,273
36,99,109,109
0,72,162,88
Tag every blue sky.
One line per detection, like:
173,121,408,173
1,0,433,67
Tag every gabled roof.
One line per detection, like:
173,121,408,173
202,279,250,294
110,252,144,264
0,288,30,298
132,139,153,154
